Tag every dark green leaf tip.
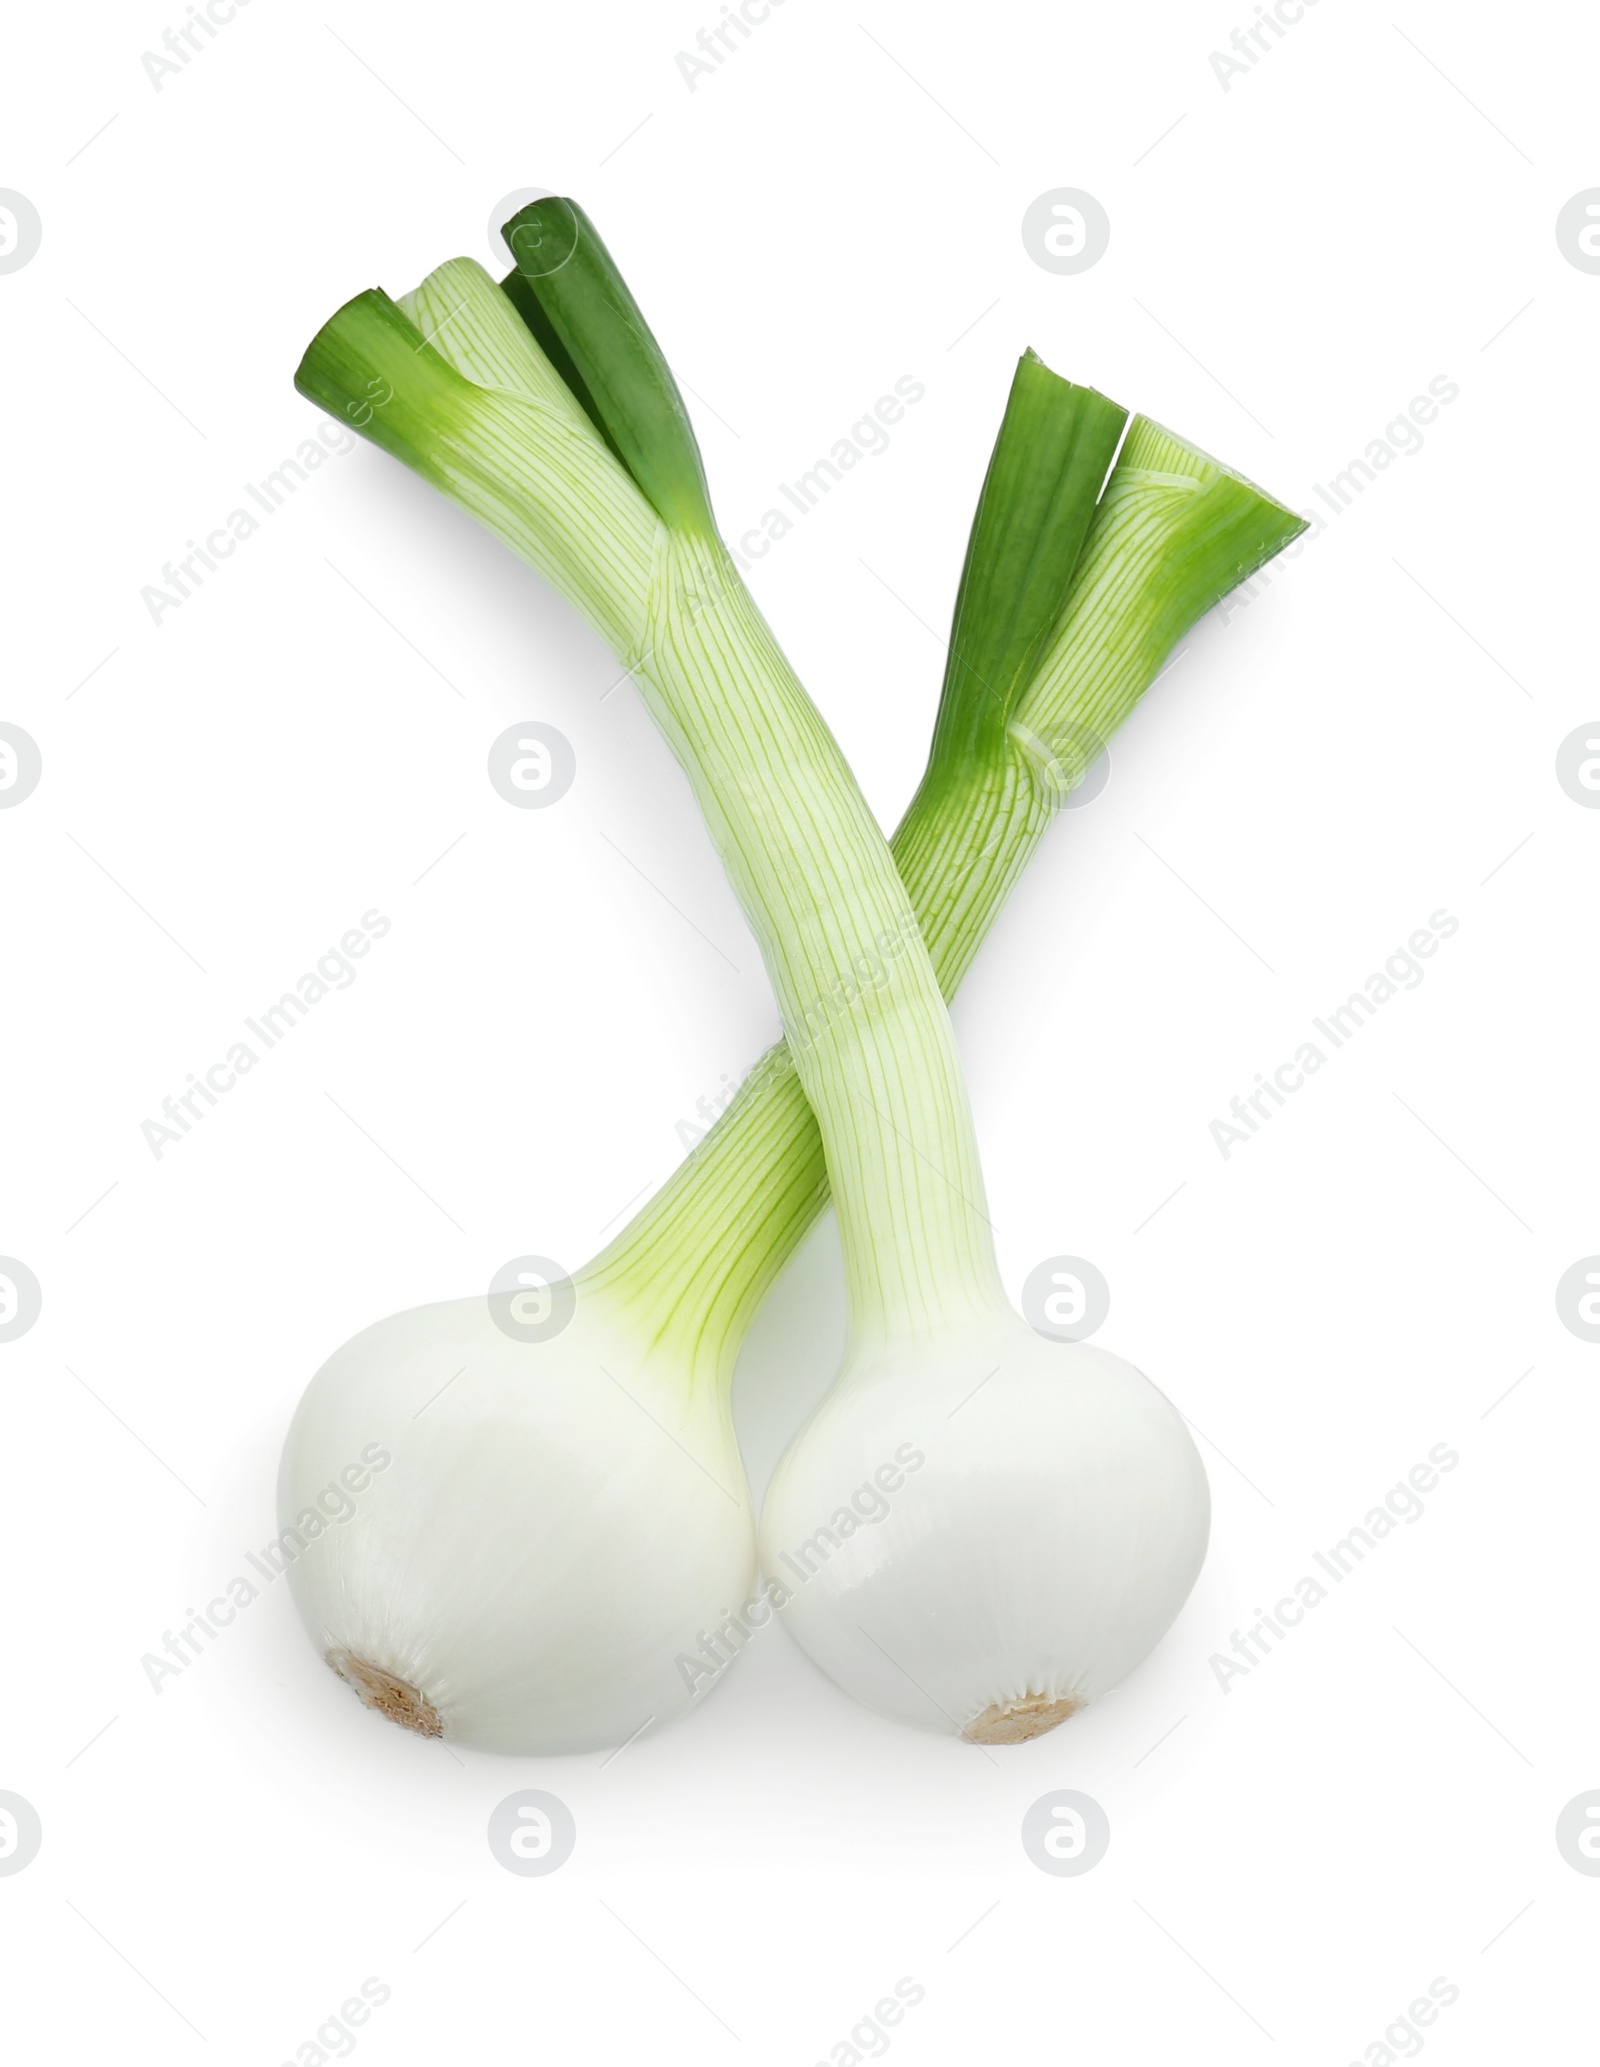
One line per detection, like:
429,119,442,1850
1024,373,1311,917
499,197,717,538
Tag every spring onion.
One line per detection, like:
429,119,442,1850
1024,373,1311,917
282,199,1304,1750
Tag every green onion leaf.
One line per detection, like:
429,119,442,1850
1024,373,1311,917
931,351,1126,776
500,196,717,539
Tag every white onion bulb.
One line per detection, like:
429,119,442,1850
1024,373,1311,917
279,1295,753,1753
759,1315,1208,1741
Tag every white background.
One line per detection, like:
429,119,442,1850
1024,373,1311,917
3,0,1597,2059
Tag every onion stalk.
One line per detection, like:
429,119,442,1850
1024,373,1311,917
283,200,1304,1750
